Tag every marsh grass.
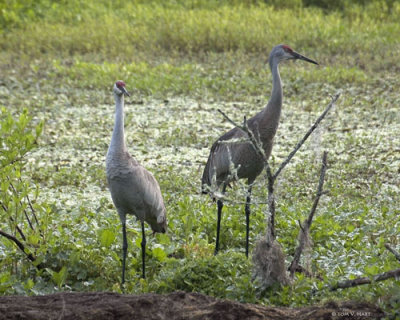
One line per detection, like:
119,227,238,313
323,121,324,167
1,1,400,71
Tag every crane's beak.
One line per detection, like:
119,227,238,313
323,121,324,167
292,51,318,65
121,87,130,96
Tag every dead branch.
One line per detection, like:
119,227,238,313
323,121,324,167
265,164,275,240
0,229,43,269
307,151,328,225
273,92,340,180
265,93,338,243
218,93,340,243
217,108,242,131
330,268,400,291
385,243,400,263
217,109,266,160
330,245,400,290
288,151,328,278
218,93,400,291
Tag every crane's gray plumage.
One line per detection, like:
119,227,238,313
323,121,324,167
202,44,318,257
106,81,166,284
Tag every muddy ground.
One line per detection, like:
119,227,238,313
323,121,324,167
0,291,385,319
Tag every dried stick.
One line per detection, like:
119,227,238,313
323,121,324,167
273,92,340,180
217,110,266,160
218,93,340,241
330,268,400,291
265,164,275,240
385,243,400,262
217,109,276,239
267,93,338,241
288,151,328,277
0,229,43,269
306,151,328,226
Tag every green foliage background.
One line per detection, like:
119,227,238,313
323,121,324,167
0,0,399,315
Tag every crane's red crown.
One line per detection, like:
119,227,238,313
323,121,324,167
116,81,126,88
282,45,293,52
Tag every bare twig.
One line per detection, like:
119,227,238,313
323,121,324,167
218,93,339,244
385,243,400,262
297,220,305,233
0,229,43,269
306,151,328,226
217,109,266,160
273,92,340,180
242,116,266,160
265,163,275,240
217,108,242,130
288,151,328,277
265,93,338,243
330,268,400,291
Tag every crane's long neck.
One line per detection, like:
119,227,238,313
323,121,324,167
264,59,283,123
253,57,283,157
109,94,127,155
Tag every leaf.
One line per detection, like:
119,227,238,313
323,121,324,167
23,279,34,291
152,247,167,262
364,265,380,276
100,229,116,248
51,266,68,288
27,234,40,246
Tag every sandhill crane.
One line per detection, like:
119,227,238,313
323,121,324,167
202,44,318,257
106,81,167,283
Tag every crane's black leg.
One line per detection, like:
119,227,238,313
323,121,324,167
245,185,252,258
121,221,127,285
141,221,146,279
215,184,226,255
215,199,223,255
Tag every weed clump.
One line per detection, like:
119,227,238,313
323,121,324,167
252,236,290,290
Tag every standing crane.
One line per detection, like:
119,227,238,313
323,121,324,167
106,81,167,283
202,44,318,257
